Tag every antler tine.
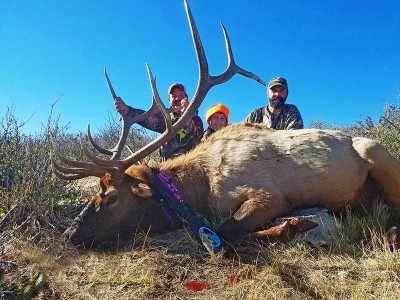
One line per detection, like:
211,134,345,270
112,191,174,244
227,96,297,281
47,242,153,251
105,66,162,123
87,124,113,156
51,151,104,179
104,66,118,99
87,118,141,161
79,138,119,169
214,23,266,86
175,0,265,131
146,63,174,134
117,64,175,166
87,120,133,161
78,64,174,169
51,140,114,175
104,66,175,161
156,0,210,133
51,164,89,180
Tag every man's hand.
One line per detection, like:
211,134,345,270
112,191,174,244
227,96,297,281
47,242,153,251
114,97,129,115
180,97,189,113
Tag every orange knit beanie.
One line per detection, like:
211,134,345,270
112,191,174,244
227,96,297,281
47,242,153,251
206,104,229,125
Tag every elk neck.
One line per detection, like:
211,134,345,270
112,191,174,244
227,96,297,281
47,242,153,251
157,162,211,218
149,168,191,229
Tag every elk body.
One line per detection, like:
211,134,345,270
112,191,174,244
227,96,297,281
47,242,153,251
52,1,400,248
58,124,400,247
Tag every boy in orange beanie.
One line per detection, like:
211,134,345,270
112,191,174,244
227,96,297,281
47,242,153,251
202,104,229,140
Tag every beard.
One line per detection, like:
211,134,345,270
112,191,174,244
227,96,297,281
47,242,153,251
269,96,286,109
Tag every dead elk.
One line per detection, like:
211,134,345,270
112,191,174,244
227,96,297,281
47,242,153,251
52,1,400,249
54,123,400,248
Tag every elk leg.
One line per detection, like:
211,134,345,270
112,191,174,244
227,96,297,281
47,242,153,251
353,137,400,250
246,216,318,244
383,226,400,251
353,137,400,209
219,195,292,243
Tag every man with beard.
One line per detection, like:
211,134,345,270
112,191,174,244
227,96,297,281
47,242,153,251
114,83,204,160
245,77,303,129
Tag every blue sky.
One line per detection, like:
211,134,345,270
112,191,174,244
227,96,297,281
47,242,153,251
1,0,399,134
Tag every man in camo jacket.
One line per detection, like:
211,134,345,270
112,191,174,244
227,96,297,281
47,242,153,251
245,77,303,129
114,83,204,160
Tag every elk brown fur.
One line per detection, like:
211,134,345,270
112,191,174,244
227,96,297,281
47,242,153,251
62,124,400,247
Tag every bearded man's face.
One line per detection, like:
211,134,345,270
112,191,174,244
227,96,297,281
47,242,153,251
267,86,288,109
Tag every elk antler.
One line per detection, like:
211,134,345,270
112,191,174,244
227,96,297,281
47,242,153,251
82,67,167,160
51,0,265,180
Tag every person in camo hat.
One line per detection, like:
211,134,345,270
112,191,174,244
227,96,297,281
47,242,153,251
245,77,303,129
114,83,204,160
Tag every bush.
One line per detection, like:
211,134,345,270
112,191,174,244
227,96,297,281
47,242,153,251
309,92,400,160
342,103,400,159
0,103,159,235
0,104,79,234
0,107,25,192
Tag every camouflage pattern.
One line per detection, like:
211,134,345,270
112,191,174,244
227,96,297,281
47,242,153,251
268,77,288,90
127,106,204,160
245,104,304,130
201,126,215,142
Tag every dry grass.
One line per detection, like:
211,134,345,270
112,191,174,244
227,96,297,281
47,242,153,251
2,215,400,300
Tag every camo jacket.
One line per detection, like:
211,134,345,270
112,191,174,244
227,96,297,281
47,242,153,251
127,106,204,160
201,126,215,142
245,104,304,129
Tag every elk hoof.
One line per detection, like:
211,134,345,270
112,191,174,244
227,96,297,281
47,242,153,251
289,216,319,233
383,226,400,251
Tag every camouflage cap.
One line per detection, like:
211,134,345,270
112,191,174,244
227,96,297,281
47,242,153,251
168,83,186,94
268,77,288,90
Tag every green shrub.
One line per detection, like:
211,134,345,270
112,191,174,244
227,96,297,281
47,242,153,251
0,103,158,235
0,105,78,234
342,102,400,159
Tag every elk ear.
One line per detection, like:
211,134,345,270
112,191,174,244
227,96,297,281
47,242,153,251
130,182,153,198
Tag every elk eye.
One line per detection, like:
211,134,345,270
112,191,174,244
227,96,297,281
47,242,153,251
106,195,118,208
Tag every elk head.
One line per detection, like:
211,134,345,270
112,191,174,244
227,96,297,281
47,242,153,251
52,0,265,248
